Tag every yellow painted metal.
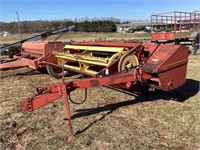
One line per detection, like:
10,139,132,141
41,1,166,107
64,45,124,53
54,51,109,66
118,54,139,72
64,64,98,74
53,44,128,75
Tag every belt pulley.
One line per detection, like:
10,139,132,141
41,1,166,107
118,53,139,72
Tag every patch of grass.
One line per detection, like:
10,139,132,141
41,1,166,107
0,32,150,45
0,50,199,149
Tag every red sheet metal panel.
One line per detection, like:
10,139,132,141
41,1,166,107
72,41,158,53
22,41,64,56
151,32,175,41
0,58,40,69
142,44,189,90
0,42,64,70
71,41,138,48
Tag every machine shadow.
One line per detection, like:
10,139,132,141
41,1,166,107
72,78,199,136
0,69,44,79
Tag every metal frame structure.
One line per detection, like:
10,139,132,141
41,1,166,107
17,41,189,138
0,41,155,78
151,11,200,43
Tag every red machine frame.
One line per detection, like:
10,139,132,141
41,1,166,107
20,70,151,137
18,41,189,138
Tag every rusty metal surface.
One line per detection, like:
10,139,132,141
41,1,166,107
0,41,189,92
150,11,200,42
0,41,64,70
22,41,64,56
18,40,190,139
72,41,159,54
143,44,189,90
0,58,35,69
19,68,151,137
71,41,139,48
151,32,175,41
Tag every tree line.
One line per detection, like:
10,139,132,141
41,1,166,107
0,19,118,34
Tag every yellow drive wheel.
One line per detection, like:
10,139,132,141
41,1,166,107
118,54,139,72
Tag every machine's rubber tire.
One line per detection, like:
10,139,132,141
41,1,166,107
37,68,47,74
46,66,71,79
118,54,139,72
175,39,180,45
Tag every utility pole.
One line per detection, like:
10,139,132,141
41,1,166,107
16,12,22,40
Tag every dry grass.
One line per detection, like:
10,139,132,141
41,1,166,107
0,35,32,45
0,32,150,45
0,43,200,149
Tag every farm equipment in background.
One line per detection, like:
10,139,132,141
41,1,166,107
151,11,200,45
16,41,189,137
0,25,75,58
0,41,65,74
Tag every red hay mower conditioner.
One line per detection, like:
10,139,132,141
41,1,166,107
0,42,189,136
0,41,189,137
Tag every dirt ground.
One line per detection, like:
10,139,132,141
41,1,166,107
0,42,200,149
